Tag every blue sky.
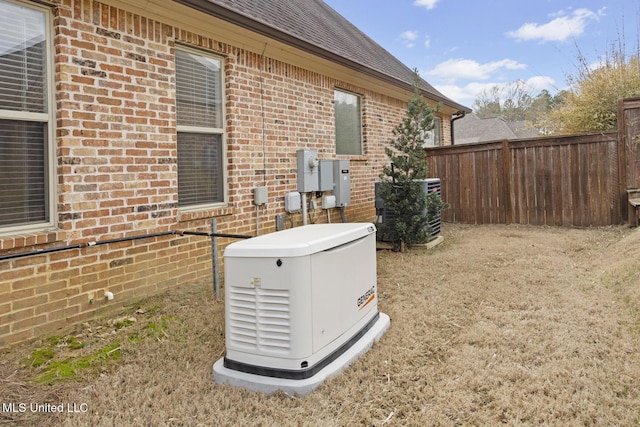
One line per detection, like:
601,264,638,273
323,0,639,108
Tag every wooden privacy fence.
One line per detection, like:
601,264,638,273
425,97,640,227
426,133,619,226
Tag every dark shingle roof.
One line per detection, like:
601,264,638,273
174,0,470,112
453,114,540,144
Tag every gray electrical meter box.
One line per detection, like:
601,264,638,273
333,159,351,206
297,149,319,193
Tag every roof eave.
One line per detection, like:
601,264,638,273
173,0,471,113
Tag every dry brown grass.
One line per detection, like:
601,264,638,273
2,223,640,426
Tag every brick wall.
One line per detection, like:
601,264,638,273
0,0,443,347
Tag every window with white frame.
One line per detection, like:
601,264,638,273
334,89,362,155
424,116,442,147
175,47,225,208
0,0,53,231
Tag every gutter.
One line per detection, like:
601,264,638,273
450,111,467,145
172,0,471,114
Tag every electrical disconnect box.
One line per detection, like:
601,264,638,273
322,195,336,209
333,160,351,206
318,160,334,191
284,192,301,212
254,187,268,205
296,149,319,193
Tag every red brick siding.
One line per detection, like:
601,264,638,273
0,0,434,347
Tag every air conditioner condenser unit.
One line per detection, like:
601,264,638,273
213,223,390,395
375,178,442,241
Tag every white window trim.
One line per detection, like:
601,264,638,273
175,45,228,212
0,0,56,234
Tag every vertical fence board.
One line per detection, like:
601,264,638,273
501,140,512,223
559,144,573,226
542,145,554,225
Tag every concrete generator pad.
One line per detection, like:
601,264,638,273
213,312,391,396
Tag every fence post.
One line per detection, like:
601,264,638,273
211,218,220,300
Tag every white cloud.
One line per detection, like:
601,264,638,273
400,30,419,48
424,35,431,49
413,0,439,10
434,82,497,105
506,8,603,43
426,58,527,81
435,76,556,106
525,76,555,91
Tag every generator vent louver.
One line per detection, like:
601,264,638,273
228,287,291,355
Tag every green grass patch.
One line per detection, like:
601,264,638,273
34,342,122,385
114,319,135,330
46,335,85,350
22,348,55,368
21,305,180,386
47,335,64,346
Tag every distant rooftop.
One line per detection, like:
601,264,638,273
454,113,540,144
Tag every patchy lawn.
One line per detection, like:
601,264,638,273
2,223,640,426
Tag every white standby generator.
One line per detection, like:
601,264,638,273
213,223,390,395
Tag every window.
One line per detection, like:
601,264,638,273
334,89,362,155
0,0,53,231
424,116,442,147
175,47,225,208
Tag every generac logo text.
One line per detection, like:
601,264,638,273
357,286,376,310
